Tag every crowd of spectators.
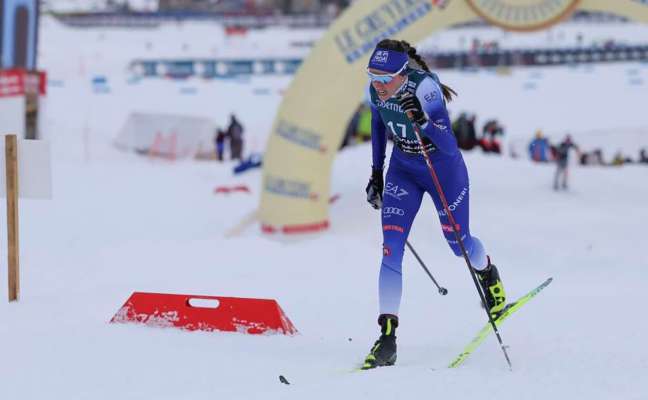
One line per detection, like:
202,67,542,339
342,106,507,155
452,113,505,154
529,130,647,167
344,102,648,174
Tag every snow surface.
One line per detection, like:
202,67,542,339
2,145,647,399
1,16,648,400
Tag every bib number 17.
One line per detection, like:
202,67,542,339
387,121,407,138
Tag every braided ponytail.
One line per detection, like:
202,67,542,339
396,40,457,103
401,40,429,72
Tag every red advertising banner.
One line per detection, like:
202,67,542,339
0,69,46,98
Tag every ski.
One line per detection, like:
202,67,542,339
448,277,553,368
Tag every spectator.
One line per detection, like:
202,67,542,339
341,105,362,149
227,114,244,160
528,130,551,162
580,148,606,166
356,104,372,143
479,119,504,154
452,112,477,150
341,104,372,149
611,151,626,166
611,150,633,166
554,135,579,191
214,128,226,161
639,148,648,164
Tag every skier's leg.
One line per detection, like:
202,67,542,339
363,164,424,370
378,165,424,317
420,154,505,314
419,154,487,269
562,166,568,189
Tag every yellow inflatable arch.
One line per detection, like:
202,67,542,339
259,0,648,234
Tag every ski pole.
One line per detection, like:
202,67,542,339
405,240,448,296
410,121,513,371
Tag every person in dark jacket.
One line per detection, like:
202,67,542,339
227,114,244,160
554,135,579,190
639,148,648,164
452,112,477,150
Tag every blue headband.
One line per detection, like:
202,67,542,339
367,49,409,73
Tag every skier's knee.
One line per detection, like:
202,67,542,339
449,243,463,257
380,260,402,276
381,242,404,270
446,235,469,257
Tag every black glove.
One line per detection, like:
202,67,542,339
365,168,384,210
398,92,427,126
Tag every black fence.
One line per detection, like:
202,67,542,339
53,11,335,29
129,43,648,81
130,58,303,79
426,45,648,69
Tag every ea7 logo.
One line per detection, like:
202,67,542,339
384,182,408,201
383,207,405,217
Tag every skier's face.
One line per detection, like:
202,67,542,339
368,68,406,102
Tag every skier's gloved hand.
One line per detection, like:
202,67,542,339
365,168,384,210
398,92,427,126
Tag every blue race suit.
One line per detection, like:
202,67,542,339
370,69,488,316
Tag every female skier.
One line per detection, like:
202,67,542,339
362,39,506,370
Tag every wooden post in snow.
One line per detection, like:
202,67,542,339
5,134,19,302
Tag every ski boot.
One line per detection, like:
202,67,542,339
475,257,507,317
361,314,398,370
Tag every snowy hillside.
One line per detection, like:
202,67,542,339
38,15,648,163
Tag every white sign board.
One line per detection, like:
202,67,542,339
0,138,52,199
0,97,25,137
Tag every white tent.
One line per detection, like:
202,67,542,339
114,112,215,159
